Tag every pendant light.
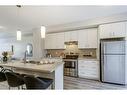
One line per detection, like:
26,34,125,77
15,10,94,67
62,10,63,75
16,5,22,41
41,26,46,38
17,30,21,40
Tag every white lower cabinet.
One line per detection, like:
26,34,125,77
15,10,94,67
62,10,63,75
78,59,99,80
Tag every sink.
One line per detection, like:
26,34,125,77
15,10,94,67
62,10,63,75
22,60,40,64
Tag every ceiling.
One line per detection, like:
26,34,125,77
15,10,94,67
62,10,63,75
1,6,127,38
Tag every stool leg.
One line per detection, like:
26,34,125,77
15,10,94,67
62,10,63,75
8,86,10,90
18,86,20,90
21,85,25,89
51,83,54,89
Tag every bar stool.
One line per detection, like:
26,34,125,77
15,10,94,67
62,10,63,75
23,75,53,89
0,66,6,82
4,69,25,89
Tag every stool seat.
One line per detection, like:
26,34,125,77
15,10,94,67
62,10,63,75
24,75,53,89
37,77,53,88
4,69,24,88
0,72,6,82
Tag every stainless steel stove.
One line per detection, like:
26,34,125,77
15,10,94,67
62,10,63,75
63,55,78,77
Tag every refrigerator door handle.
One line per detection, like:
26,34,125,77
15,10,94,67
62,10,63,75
100,41,104,54
100,42,105,81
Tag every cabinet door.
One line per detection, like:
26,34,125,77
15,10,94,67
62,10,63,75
99,22,126,39
56,32,65,49
44,34,49,49
44,34,56,49
51,33,57,49
78,30,88,48
87,28,97,48
78,60,99,80
64,32,70,42
65,31,78,41
111,22,126,38
45,33,65,49
70,31,78,41
44,34,52,49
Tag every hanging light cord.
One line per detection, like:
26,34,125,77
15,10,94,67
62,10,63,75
16,5,22,30
16,5,22,41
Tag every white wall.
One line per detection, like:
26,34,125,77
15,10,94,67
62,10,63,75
47,12,127,33
0,36,33,59
0,28,46,60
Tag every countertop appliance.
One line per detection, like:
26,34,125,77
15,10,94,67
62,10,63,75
63,55,78,77
100,38,126,84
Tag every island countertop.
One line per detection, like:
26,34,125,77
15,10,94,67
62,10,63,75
0,61,64,73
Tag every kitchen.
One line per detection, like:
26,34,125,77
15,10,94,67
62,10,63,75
0,6,127,90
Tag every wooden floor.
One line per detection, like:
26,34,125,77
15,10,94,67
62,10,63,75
0,76,127,90
64,76,127,90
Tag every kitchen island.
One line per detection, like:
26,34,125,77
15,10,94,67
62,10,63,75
0,61,64,90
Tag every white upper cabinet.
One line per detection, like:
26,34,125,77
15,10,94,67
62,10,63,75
78,28,98,48
55,32,65,49
64,32,70,42
44,34,52,49
87,29,98,48
64,31,78,42
78,30,88,48
51,33,57,49
44,33,65,49
70,31,78,41
45,28,97,49
99,22,126,39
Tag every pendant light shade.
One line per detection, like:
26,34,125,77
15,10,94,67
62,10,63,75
17,30,21,40
41,26,46,38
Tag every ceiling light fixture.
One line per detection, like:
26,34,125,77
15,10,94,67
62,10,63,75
17,30,21,40
41,26,46,38
16,5,22,41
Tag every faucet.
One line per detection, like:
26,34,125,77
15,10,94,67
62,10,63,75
24,50,28,63
0,56,2,63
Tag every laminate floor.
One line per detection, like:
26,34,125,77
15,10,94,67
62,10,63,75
64,76,127,90
0,76,127,90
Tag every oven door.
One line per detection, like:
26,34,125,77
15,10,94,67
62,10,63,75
64,59,78,77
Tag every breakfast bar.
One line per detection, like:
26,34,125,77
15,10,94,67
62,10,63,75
0,61,64,90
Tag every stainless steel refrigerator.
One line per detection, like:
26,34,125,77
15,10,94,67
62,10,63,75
100,39,126,84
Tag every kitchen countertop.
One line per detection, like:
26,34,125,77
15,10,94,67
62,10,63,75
0,61,64,73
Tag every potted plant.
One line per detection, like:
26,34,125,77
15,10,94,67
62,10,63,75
2,51,8,62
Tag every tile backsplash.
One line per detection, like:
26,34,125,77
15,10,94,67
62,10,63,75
46,44,97,58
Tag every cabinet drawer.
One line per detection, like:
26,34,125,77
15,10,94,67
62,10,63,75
79,68,99,74
78,67,99,73
78,60,98,64
78,63,98,69
79,67,99,72
78,63,98,67
78,71,99,78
